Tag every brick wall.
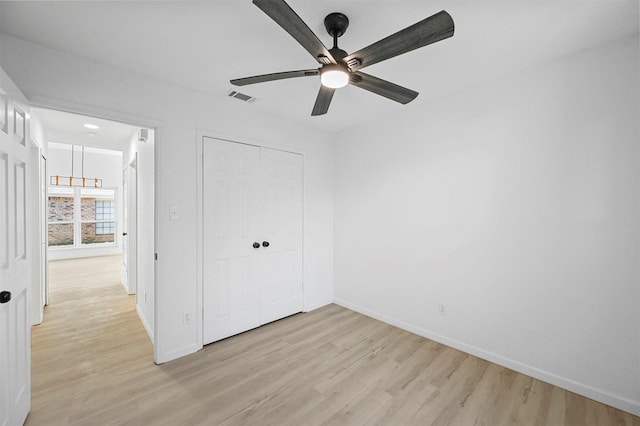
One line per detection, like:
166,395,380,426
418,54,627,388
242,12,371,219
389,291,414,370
81,198,96,220
48,196,73,222
48,196,74,246
48,223,73,246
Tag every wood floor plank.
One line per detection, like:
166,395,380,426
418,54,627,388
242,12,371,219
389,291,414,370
26,255,640,425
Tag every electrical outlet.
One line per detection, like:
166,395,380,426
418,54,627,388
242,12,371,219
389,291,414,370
437,303,446,316
183,311,192,325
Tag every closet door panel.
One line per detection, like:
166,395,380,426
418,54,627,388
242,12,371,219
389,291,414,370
260,148,303,325
203,138,261,344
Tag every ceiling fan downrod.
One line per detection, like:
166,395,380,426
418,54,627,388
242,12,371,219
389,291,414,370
324,12,349,50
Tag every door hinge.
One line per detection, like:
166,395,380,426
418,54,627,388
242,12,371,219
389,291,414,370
154,253,158,260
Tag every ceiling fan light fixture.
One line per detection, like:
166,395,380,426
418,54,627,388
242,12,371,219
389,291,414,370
320,65,349,89
232,1,455,115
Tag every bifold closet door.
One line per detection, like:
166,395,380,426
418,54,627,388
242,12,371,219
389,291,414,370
203,139,261,344
203,138,303,345
260,147,303,325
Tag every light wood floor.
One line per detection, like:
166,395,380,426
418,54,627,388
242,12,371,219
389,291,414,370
27,255,639,426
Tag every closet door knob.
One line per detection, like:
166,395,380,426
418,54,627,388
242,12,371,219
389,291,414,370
262,241,270,248
0,291,11,304
253,242,260,249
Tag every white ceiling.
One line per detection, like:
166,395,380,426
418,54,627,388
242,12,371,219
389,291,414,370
32,107,140,152
1,1,638,133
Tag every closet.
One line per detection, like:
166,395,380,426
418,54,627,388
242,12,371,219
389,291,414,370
202,137,303,344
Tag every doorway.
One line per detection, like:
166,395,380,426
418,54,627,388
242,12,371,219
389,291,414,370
31,107,155,343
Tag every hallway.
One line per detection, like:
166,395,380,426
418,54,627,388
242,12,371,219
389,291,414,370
27,255,153,425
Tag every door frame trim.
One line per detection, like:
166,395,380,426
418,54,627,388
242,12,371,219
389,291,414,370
196,129,305,350
26,94,161,362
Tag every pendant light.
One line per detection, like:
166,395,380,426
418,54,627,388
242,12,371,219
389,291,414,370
50,145,103,188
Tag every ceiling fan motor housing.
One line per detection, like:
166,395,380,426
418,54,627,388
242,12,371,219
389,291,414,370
324,12,349,38
329,47,348,61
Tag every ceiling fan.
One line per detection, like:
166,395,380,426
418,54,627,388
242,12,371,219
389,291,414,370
231,0,455,116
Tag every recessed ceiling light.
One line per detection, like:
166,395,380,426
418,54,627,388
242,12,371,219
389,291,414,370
83,124,99,130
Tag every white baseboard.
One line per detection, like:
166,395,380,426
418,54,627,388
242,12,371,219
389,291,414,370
48,246,122,261
334,298,640,417
303,299,332,313
155,343,201,365
136,304,153,343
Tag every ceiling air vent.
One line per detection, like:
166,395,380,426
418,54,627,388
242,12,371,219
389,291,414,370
228,90,256,103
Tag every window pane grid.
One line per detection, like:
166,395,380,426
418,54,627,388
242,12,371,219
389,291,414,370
95,200,115,221
95,222,115,235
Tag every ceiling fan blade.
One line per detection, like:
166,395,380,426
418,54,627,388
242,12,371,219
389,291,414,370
231,69,319,86
311,85,335,116
349,72,418,104
344,10,454,72
253,0,336,64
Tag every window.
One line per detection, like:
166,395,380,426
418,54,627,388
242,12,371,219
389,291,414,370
81,188,116,245
95,200,115,221
47,187,75,247
94,200,115,235
48,187,117,247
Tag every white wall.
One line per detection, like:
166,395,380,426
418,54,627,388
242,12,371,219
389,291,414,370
334,36,639,415
123,130,155,341
0,34,334,364
46,144,123,260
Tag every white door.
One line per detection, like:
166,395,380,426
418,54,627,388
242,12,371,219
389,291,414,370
121,158,137,296
259,147,303,324
127,158,137,296
122,165,129,290
203,137,303,345
40,155,48,308
0,85,31,425
203,139,261,344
